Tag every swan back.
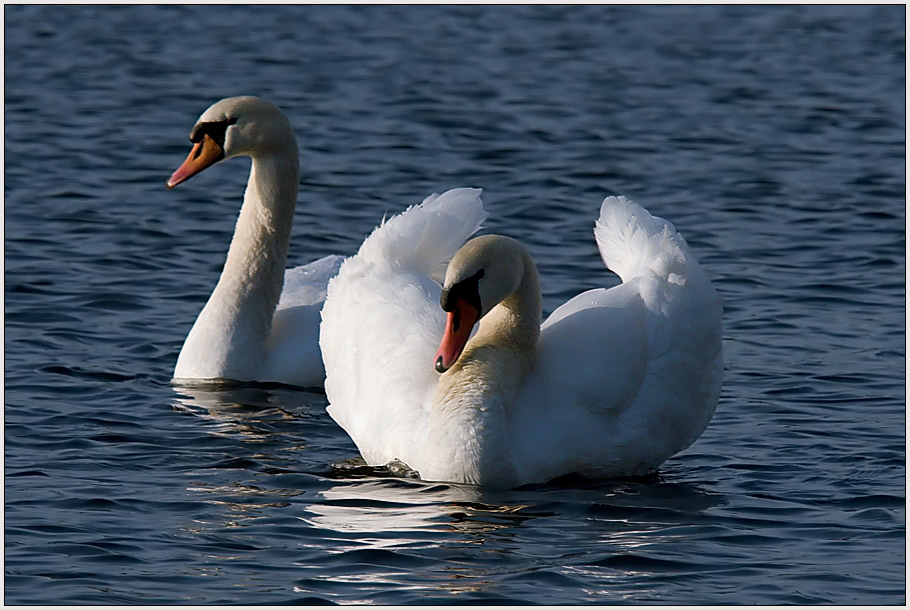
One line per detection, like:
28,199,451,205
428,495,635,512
512,196,724,482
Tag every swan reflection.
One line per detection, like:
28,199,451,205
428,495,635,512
171,383,723,600
301,477,536,537
170,382,327,442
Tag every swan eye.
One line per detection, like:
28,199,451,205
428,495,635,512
450,307,461,332
440,271,484,313
440,286,455,312
189,118,236,145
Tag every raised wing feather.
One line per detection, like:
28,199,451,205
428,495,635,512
511,196,723,480
320,189,487,463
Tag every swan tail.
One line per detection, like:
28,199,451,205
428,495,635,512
594,195,692,284
356,188,487,277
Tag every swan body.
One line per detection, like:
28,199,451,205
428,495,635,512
321,194,723,488
168,96,343,387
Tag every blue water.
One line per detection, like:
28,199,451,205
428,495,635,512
4,4,905,604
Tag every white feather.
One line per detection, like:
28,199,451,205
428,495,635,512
321,188,487,455
321,193,723,488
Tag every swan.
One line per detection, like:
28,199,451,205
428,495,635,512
320,194,723,488
167,96,344,387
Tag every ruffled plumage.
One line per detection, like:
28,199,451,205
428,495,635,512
321,193,723,488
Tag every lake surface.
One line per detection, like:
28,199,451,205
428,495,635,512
4,4,905,604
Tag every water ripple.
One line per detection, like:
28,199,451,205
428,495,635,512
5,4,904,605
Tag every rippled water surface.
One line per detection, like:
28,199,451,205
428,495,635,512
5,5,905,604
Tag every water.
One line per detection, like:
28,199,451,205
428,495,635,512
4,4,904,604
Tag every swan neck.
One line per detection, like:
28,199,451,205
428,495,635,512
227,154,297,281
436,250,541,411
209,151,299,339
484,250,542,353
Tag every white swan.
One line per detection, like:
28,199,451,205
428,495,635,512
321,194,723,488
167,96,344,387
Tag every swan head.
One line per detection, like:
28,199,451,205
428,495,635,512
167,96,296,188
434,235,527,373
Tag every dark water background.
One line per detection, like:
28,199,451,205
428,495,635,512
4,5,905,604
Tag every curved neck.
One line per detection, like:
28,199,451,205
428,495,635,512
435,249,542,412
199,151,299,348
220,152,298,304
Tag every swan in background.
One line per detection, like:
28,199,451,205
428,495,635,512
321,194,723,488
167,96,344,387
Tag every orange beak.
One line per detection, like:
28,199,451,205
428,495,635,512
434,296,481,373
166,133,225,189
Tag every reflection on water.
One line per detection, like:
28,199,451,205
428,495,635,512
172,383,725,601
170,383,728,602
300,480,530,598
294,475,724,601
5,3,904,604
171,383,328,446
172,382,315,419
